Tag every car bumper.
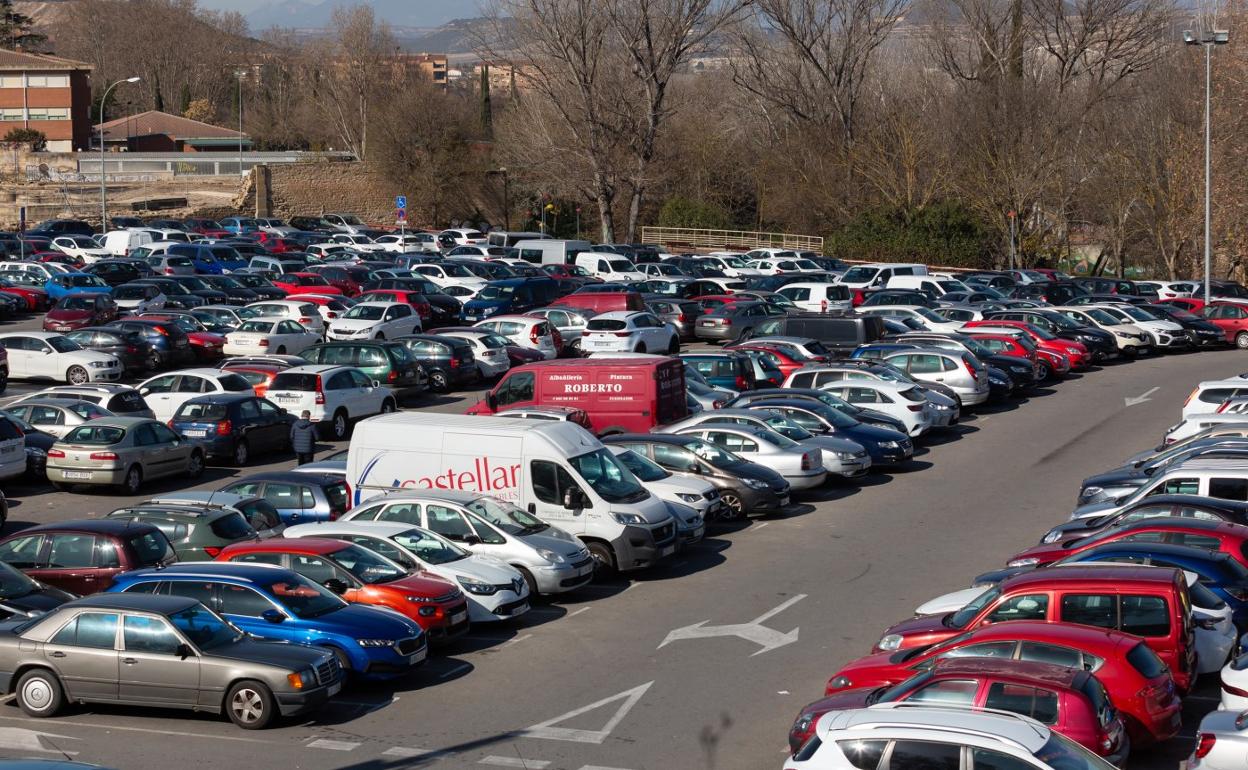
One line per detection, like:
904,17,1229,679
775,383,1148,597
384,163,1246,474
47,464,126,485
694,326,735,341
85,366,123,382
536,559,596,594
740,485,789,514
957,386,991,406
275,680,341,715
476,359,509,377
612,525,679,571
824,455,872,477
786,469,828,490
867,440,913,465
359,643,428,679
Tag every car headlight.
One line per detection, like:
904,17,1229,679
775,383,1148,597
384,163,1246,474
931,403,952,410
878,440,900,449
357,639,396,648
89,361,108,368
1009,365,1029,373
536,547,566,564
834,451,856,459
1007,557,1040,568
611,512,647,525
828,675,852,690
878,634,903,651
742,478,769,490
1081,486,1103,499
988,373,1007,385
457,576,499,595
676,492,702,503
1064,346,1080,355
1041,530,1063,544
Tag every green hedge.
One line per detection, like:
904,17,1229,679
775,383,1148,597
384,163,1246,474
824,201,995,268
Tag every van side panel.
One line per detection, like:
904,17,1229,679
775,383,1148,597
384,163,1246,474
351,429,526,503
536,363,683,433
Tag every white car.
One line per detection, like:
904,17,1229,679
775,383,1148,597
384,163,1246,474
747,257,809,275
374,233,436,253
328,233,388,253
1181,380,1248,420
438,329,511,377
1051,306,1152,355
50,235,110,264
1094,303,1188,350
254,217,298,236
858,305,965,333
0,261,69,281
700,253,763,278
446,245,511,259
0,332,122,385
1164,413,1248,446
579,311,679,354
243,300,326,335
818,379,935,436
283,521,531,622
0,408,30,481
325,301,421,341
1138,280,1196,300
136,368,255,421
1189,708,1248,770
777,282,852,313
304,243,354,259
786,703,1108,770
639,262,688,278
527,307,593,354
609,445,720,522
111,283,166,314
265,364,396,440
224,317,321,356
439,228,488,247
412,263,488,291
473,316,559,359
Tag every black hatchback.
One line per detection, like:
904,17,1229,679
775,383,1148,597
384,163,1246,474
393,334,480,391
84,259,144,287
65,326,161,372
171,393,295,466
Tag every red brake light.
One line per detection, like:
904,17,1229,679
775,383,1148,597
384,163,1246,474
216,419,232,436
734,375,748,390
90,451,118,460
801,452,815,470
530,326,541,344
387,370,398,381
315,375,325,404
1196,733,1217,759
964,357,978,380
907,404,923,412
165,268,175,275
46,448,64,458
155,326,168,336
450,358,459,368
299,317,313,325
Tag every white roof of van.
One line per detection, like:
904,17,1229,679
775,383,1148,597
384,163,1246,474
353,413,603,455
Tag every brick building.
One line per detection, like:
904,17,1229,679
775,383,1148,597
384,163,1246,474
0,49,92,152
95,110,251,152
394,53,448,87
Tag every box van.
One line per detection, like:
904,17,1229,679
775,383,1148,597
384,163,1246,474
550,290,646,314
488,231,550,249
101,229,156,257
574,252,646,282
776,282,852,312
348,413,678,573
837,262,929,290
515,239,593,266
752,312,886,354
886,275,971,296
466,357,688,434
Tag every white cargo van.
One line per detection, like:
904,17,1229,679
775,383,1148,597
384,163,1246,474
348,413,678,573
777,281,852,312
515,239,593,266
488,231,550,249
574,252,646,282
886,275,972,296
837,262,929,290
101,228,157,257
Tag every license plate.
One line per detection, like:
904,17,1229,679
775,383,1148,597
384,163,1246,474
659,544,675,557
277,396,299,402
410,647,427,664
183,429,207,437
63,471,92,479
512,602,529,615
327,681,342,696
699,320,716,326
779,495,790,506
451,611,467,625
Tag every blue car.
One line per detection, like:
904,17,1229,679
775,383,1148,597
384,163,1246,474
166,244,227,275
460,277,561,322
218,216,260,235
108,562,427,679
742,397,914,465
850,343,923,361
44,272,112,301
217,471,350,524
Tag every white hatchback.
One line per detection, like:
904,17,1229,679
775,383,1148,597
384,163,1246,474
264,365,396,440
473,316,559,359
243,300,326,335
0,332,122,385
438,329,511,377
224,317,321,356
817,378,935,436
579,311,679,355
136,368,255,422
325,301,421,341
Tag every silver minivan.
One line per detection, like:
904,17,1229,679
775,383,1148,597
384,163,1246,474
1070,458,1248,520
339,489,595,595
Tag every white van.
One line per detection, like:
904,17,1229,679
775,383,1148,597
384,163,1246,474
574,252,646,282
488,231,550,249
836,262,929,290
348,414,678,573
886,275,972,296
777,282,852,312
515,239,593,266
101,228,157,257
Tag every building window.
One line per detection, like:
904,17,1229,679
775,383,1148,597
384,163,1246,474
26,74,69,88
27,108,69,121
0,108,22,121
0,75,20,88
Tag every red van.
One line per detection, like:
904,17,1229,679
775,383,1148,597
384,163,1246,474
466,357,688,434
549,291,646,314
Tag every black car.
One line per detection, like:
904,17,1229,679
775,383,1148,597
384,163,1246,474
104,318,196,367
743,274,815,292
145,218,188,231
1066,292,1151,306
170,393,295,466
362,277,461,325
1143,303,1227,347
0,559,73,618
110,216,145,229
194,275,259,305
859,289,937,308
169,275,229,304
83,259,144,287
65,326,161,372
393,334,480,391
1009,281,1086,304
27,219,93,238
132,278,205,309
982,309,1116,360
1072,277,1140,296
226,272,286,301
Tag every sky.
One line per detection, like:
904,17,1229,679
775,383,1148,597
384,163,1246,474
197,0,482,24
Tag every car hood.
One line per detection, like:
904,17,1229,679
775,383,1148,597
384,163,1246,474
435,553,523,584
1071,498,1126,519
46,309,92,321
724,459,787,490
646,474,716,498
825,650,919,692
382,571,458,596
520,528,587,558
1081,469,1147,490
216,636,334,669
61,349,114,364
882,611,955,639
311,603,421,638
0,586,74,617
60,287,111,295
800,435,865,454
330,318,382,332
968,566,1032,587
797,688,877,718
840,422,908,445
1007,542,1072,565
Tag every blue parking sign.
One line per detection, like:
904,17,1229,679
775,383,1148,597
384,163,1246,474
395,195,407,210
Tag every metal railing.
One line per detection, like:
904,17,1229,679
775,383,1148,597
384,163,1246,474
72,150,354,178
639,226,823,253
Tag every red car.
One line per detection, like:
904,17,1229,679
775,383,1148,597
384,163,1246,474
791,658,1128,761
38,252,84,269
288,293,355,322
0,519,175,595
358,289,432,322
306,264,370,297
217,538,470,643
824,620,1181,744
729,342,824,378
138,313,225,362
1199,301,1248,347
540,263,599,289
251,232,299,253
0,278,48,311
1007,518,1248,570
965,320,1088,373
183,217,232,238
42,294,118,332
273,272,344,296
1160,297,1207,314
220,363,282,398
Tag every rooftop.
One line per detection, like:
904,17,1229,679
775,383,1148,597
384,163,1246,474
96,110,247,142
0,49,91,72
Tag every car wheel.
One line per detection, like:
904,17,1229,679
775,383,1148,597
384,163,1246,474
570,338,583,356
380,399,396,414
186,452,204,479
122,464,143,495
719,491,745,521
16,669,63,718
225,680,276,730
276,346,286,354
331,410,349,440
375,332,385,340
586,541,616,578
0,369,8,394
635,343,647,354
430,371,449,392
66,365,88,385
517,566,539,597
667,337,679,355
1236,332,1248,350
232,440,250,466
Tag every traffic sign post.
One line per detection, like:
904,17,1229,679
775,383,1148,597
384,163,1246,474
395,195,407,236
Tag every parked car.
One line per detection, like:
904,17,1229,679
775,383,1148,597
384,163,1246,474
579,311,680,354
1040,494,1248,545
473,315,560,359
666,423,826,491
170,394,294,465
104,502,260,560
218,471,350,524
135,368,255,422
42,294,118,333
46,417,206,494
0,519,175,594
224,317,320,356
3,398,112,440
325,300,421,341
300,341,426,395
264,365,396,440
0,331,122,385
392,334,479,391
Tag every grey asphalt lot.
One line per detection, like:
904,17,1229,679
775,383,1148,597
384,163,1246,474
0,320,1238,769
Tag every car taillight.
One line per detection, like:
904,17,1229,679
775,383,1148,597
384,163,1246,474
388,370,398,381
90,451,118,460
613,331,632,337
1184,388,1198,407
530,326,541,344
964,358,978,380
216,420,232,436
907,404,923,412
1226,587,1248,601
203,546,222,558
712,399,725,408
315,375,325,404
678,313,688,322
450,358,459,368
46,448,64,458
801,452,815,470
300,317,313,325
155,326,168,336
165,268,175,275
326,312,338,319
126,345,138,353
720,318,732,325
734,375,748,389
1195,733,1217,759
257,338,269,347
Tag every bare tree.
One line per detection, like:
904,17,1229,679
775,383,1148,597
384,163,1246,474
305,6,395,160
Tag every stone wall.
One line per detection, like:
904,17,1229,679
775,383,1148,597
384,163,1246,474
238,160,402,227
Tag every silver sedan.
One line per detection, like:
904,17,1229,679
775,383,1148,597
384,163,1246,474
666,424,827,490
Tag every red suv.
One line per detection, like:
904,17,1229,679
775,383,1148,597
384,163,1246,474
965,319,1091,371
0,519,175,595
218,538,470,643
792,658,1128,762
823,620,1181,744
873,566,1197,693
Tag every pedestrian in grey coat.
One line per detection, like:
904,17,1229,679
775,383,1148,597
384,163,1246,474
291,410,317,465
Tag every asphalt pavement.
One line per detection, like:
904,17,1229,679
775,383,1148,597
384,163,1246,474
0,321,1238,770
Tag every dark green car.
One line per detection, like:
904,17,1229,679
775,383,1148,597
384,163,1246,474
300,341,427,393
104,504,260,561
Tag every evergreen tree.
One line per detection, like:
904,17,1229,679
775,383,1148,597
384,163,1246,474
179,83,192,115
0,0,45,51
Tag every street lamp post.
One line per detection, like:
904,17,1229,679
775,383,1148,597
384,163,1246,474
234,70,246,177
1184,28,1229,304
98,76,140,229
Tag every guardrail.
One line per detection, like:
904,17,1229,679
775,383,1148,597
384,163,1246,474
639,226,823,253
72,151,354,178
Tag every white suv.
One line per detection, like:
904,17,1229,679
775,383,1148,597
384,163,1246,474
265,365,397,440
787,704,1110,769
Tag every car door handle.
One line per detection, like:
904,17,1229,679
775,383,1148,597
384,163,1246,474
122,658,137,665
48,651,65,658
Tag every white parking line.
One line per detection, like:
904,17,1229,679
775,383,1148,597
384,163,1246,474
480,756,550,768
754,522,770,530
383,746,443,758
578,766,636,770
566,607,591,618
306,739,361,751
505,633,533,646
0,714,269,743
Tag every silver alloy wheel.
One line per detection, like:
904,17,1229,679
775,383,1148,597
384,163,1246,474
20,676,53,712
229,686,266,725
333,412,347,438
66,365,88,384
124,466,142,494
234,440,249,465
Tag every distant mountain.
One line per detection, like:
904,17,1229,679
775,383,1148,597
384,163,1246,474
393,17,487,53
244,0,478,32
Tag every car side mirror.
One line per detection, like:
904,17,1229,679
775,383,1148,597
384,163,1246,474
41,349,51,354
562,488,586,510
176,643,194,659
463,534,482,546
323,578,349,595
371,380,380,388
139,388,150,396
486,392,498,411
261,609,287,624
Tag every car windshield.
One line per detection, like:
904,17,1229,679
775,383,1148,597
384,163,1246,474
113,286,149,299
1099,307,1132,323
686,438,745,467
439,263,474,278
1085,308,1121,325
761,414,814,440
1159,307,1199,321
175,402,227,421
477,285,515,301
338,215,364,225
168,317,203,332
59,296,97,310
64,424,124,444
466,497,548,535
237,320,276,333
344,305,387,320
756,430,799,449
569,448,648,503
170,604,242,650
65,274,106,287
1033,731,1117,770
1120,306,1157,322
841,266,879,283
947,586,1000,629
329,544,407,584
0,561,36,600
613,449,670,482
391,528,469,565
264,576,346,618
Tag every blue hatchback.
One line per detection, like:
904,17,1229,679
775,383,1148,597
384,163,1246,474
460,277,561,322
45,272,113,301
108,563,427,679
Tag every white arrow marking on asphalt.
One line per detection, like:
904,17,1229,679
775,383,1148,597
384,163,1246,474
0,726,80,754
520,681,654,744
1124,386,1160,407
658,594,806,656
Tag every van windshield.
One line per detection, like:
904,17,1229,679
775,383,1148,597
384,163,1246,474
608,260,636,272
568,448,648,503
841,266,879,283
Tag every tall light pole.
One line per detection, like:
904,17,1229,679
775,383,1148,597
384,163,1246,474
1185,28,1229,303
234,69,246,177
98,76,140,229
